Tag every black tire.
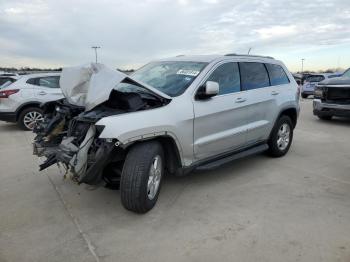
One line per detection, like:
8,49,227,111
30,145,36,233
17,107,43,131
301,94,308,99
120,141,164,213
317,115,332,121
267,115,293,157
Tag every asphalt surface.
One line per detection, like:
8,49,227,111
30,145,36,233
1,99,350,262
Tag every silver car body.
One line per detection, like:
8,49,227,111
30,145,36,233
95,55,299,167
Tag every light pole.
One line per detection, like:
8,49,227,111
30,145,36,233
91,46,101,63
301,58,305,74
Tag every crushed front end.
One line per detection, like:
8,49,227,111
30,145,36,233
33,99,120,185
32,63,169,186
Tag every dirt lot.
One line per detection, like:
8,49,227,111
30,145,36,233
0,99,349,262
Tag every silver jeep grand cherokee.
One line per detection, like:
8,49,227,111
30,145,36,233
33,54,300,213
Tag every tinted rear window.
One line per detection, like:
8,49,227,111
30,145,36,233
239,62,270,90
306,75,325,82
265,64,290,86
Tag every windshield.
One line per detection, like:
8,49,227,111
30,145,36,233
306,75,325,83
116,61,208,97
343,69,350,78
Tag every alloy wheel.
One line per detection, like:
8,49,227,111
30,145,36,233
147,155,162,200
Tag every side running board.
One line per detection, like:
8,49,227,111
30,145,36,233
195,144,269,171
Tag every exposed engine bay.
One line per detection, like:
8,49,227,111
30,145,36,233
33,63,169,185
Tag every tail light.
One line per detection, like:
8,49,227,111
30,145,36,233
0,89,19,98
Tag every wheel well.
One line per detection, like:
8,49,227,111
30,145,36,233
156,136,182,174
16,103,41,121
279,108,297,128
125,136,182,175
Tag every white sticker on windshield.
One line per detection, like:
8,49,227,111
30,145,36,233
176,69,200,76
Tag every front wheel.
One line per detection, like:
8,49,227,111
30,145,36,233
120,141,164,213
267,116,293,157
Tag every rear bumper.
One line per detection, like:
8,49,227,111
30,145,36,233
0,112,16,122
313,99,350,117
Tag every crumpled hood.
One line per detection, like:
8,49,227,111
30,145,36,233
59,63,171,111
318,76,350,86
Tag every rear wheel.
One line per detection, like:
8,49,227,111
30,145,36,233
17,107,43,131
301,93,308,99
318,115,332,121
120,141,164,213
267,115,293,157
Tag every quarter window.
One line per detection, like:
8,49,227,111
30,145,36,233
265,64,290,86
239,62,270,90
0,78,15,86
207,62,240,95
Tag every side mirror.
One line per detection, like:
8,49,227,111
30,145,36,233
196,81,219,100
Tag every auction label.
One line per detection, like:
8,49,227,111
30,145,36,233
176,69,200,76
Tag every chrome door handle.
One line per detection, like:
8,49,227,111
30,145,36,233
235,97,247,103
38,91,47,95
271,91,279,96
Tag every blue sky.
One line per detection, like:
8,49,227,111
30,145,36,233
0,0,349,72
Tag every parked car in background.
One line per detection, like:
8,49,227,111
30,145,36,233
0,73,62,130
314,68,350,120
301,73,341,98
33,55,299,213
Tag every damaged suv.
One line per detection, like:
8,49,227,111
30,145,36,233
33,55,299,213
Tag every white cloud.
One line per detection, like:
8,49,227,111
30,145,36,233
255,25,297,40
4,7,24,14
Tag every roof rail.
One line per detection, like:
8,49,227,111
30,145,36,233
225,53,275,59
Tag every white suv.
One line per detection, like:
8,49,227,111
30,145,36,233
0,73,63,130
33,55,300,213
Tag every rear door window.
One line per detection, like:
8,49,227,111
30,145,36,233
206,62,241,95
38,76,60,88
26,76,60,88
239,62,270,90
306,75,325,82
265,64,290,86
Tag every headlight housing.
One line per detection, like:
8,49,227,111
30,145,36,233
314,87,324,99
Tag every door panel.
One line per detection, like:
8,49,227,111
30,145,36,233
239,62,277,144
244,87,276,143
193,62,249,160
193,94,249,159
33,76,63,102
